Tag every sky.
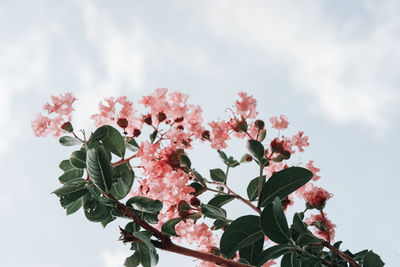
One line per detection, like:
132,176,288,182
1,0,399,266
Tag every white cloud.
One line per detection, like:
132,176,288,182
206,0,400,131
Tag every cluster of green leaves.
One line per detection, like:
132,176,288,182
217,140,384,267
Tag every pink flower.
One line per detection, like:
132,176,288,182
263,260,277,267
306,212,336,242
291,131,309,152
306,160,321,181
208,121,230,150
303,185,332,210
265,162,284,178
43,92,77,117
32,93,77,137
235,92,258,119
269,115,289,130
295,182,313,198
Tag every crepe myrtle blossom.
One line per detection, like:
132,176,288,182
31,93,77,137
32,89,377,267
306,212,336,242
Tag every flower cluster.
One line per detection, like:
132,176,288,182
31,93,77,137
33,89,341,267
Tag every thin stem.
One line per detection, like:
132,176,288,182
112,154,137,167
224,165,230,185
256,162,264,208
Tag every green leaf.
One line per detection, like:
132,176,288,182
281,253,301,267
125,253,140,267
132,231,159,267
217,150,229,163
297,233,323,247
125,221,141,233
69,150,87,169
101,213,115,228
83,193,111,222
291,212,308,234
210,168,226,183
254,244,290,267
161,218,182,237
212,219,229,230
92,125,126,158
220,215,264,259
260,197,290,244
53,178,87,196
59,136,82,146
126,196,163,213
86,146,113,193
363,250,384,267
259,167,312,207
247,176,266,201
239,238,264,265
110,163,135,199
201,204,227,220
66,197,83,215
126,138,140,152
248,140,265,162
149,130,158,143
208,195,236,207
58,160,84,183
180,155,191,169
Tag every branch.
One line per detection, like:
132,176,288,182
106,193,253,267
120,228,254,267
323,242,361,267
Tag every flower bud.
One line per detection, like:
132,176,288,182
133,129,141,137
190,197,201,207
237,119,248,133
255,119,265,130
144,115,152,125
240,153,253,163
201,130,210,141
117,118,128,128
270,138,284,153
157,112,167,122
61,121,73,133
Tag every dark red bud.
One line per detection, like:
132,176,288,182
61,121,74,133
117,118,128,128
201,130,210,141
133,129,141,137
190,197,201,207
157,112,167,122
144,115,152,125
174,117,184,123
255,119,265,130
271,138,284,153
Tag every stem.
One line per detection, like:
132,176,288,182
224,165,230,185
294,246,334,267
323,242,361,267
320,211,331,243
256,162,264,208
120,228,253,267
112,154,137,167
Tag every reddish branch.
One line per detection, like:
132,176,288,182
323,242,361,267
105,193,253,267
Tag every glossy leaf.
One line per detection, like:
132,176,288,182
281,253,301,267
208,195,236,207
201,204,227,220
363,250,384,267
260,197,290,244
126,138,140,152
59,136,82,146
92,125,126,158
126,196,163,213
83,193,110,222
66,197,83,215
58,160,84,183
259,167,312,207
248,140,265,162
110,163,135,199
161,218,182,237
239,238,264,265
210,168,226,183
254,244,290,267
70,150,87,169
86,146,112,193
124,253,140,267
132,232,159,267
247,176,266,201
220,215,264,259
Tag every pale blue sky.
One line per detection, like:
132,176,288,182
1,1,399,266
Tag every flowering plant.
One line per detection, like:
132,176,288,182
32,89,383,267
